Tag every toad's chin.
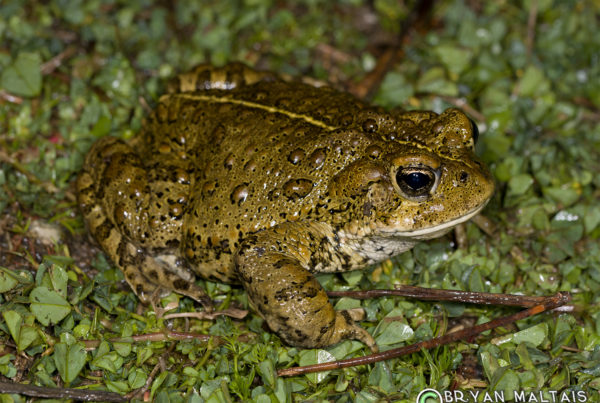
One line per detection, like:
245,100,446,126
381,201,489,240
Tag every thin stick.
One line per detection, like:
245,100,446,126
278,292,570,376
327,285,554,307
81,330,215,349
0,381,126,402
349,0,436,99
525,0,538,61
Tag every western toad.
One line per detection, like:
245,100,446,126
78,63,494,350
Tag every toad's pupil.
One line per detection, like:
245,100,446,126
403,172,430,190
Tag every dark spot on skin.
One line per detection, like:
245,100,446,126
174,169,190,185
460,171,469,183
202,180,218,196
339,113,353,126
224,154,235,169
309,148,327,169
303,286,318,298
173,279,189,291
267,189,281,201
210,125,226,145
134,253,145,267
341,310,353,324
244,160,257,172
365,145,382,158
95,220,113,242
362,201,373,217
362,118,378,133
254,246,266,257
288,148,305,164
230,183,250,205
148,270,159,281
283,178,313,201
276,97,291,108
116,241,128,263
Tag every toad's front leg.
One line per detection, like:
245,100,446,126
234,222,377,351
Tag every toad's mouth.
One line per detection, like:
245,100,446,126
383,201,490,240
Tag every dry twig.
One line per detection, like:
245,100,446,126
327,285,567,308
278,292,571,376
0,381,127,402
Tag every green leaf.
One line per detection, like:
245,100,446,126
507,174,534,196
479,350,499,381
374,72,414,107
3,310,22,344
489,367,520,397
434,45,473,76
355,390,381,403
518,65,550,97
273,378,289,403
468,267,485,292
298,349,335,384
91,115,112,137
53,342,87,384
150,370,169,398
544,186,580,207
375,321,414,346
18,326,39,352
494,323,548,347
515,343,534,371
0,52,42,97
105,380,129,394
113,341,132,357
0,267,20,292
91,341,121,373
128,369,148,389
0,353,17,378
92,351,119,373
29,286,71,326
368,361,394,393
512,323,548,347
49,264,69,297
416,67,459,96
257,359,276,388
584,206,600,234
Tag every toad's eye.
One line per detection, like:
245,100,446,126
395,167,437,199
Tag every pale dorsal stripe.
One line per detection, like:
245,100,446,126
170,93,336,130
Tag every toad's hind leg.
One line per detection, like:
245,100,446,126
77,136,212,308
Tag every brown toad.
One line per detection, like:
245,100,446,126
77,63,494,350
